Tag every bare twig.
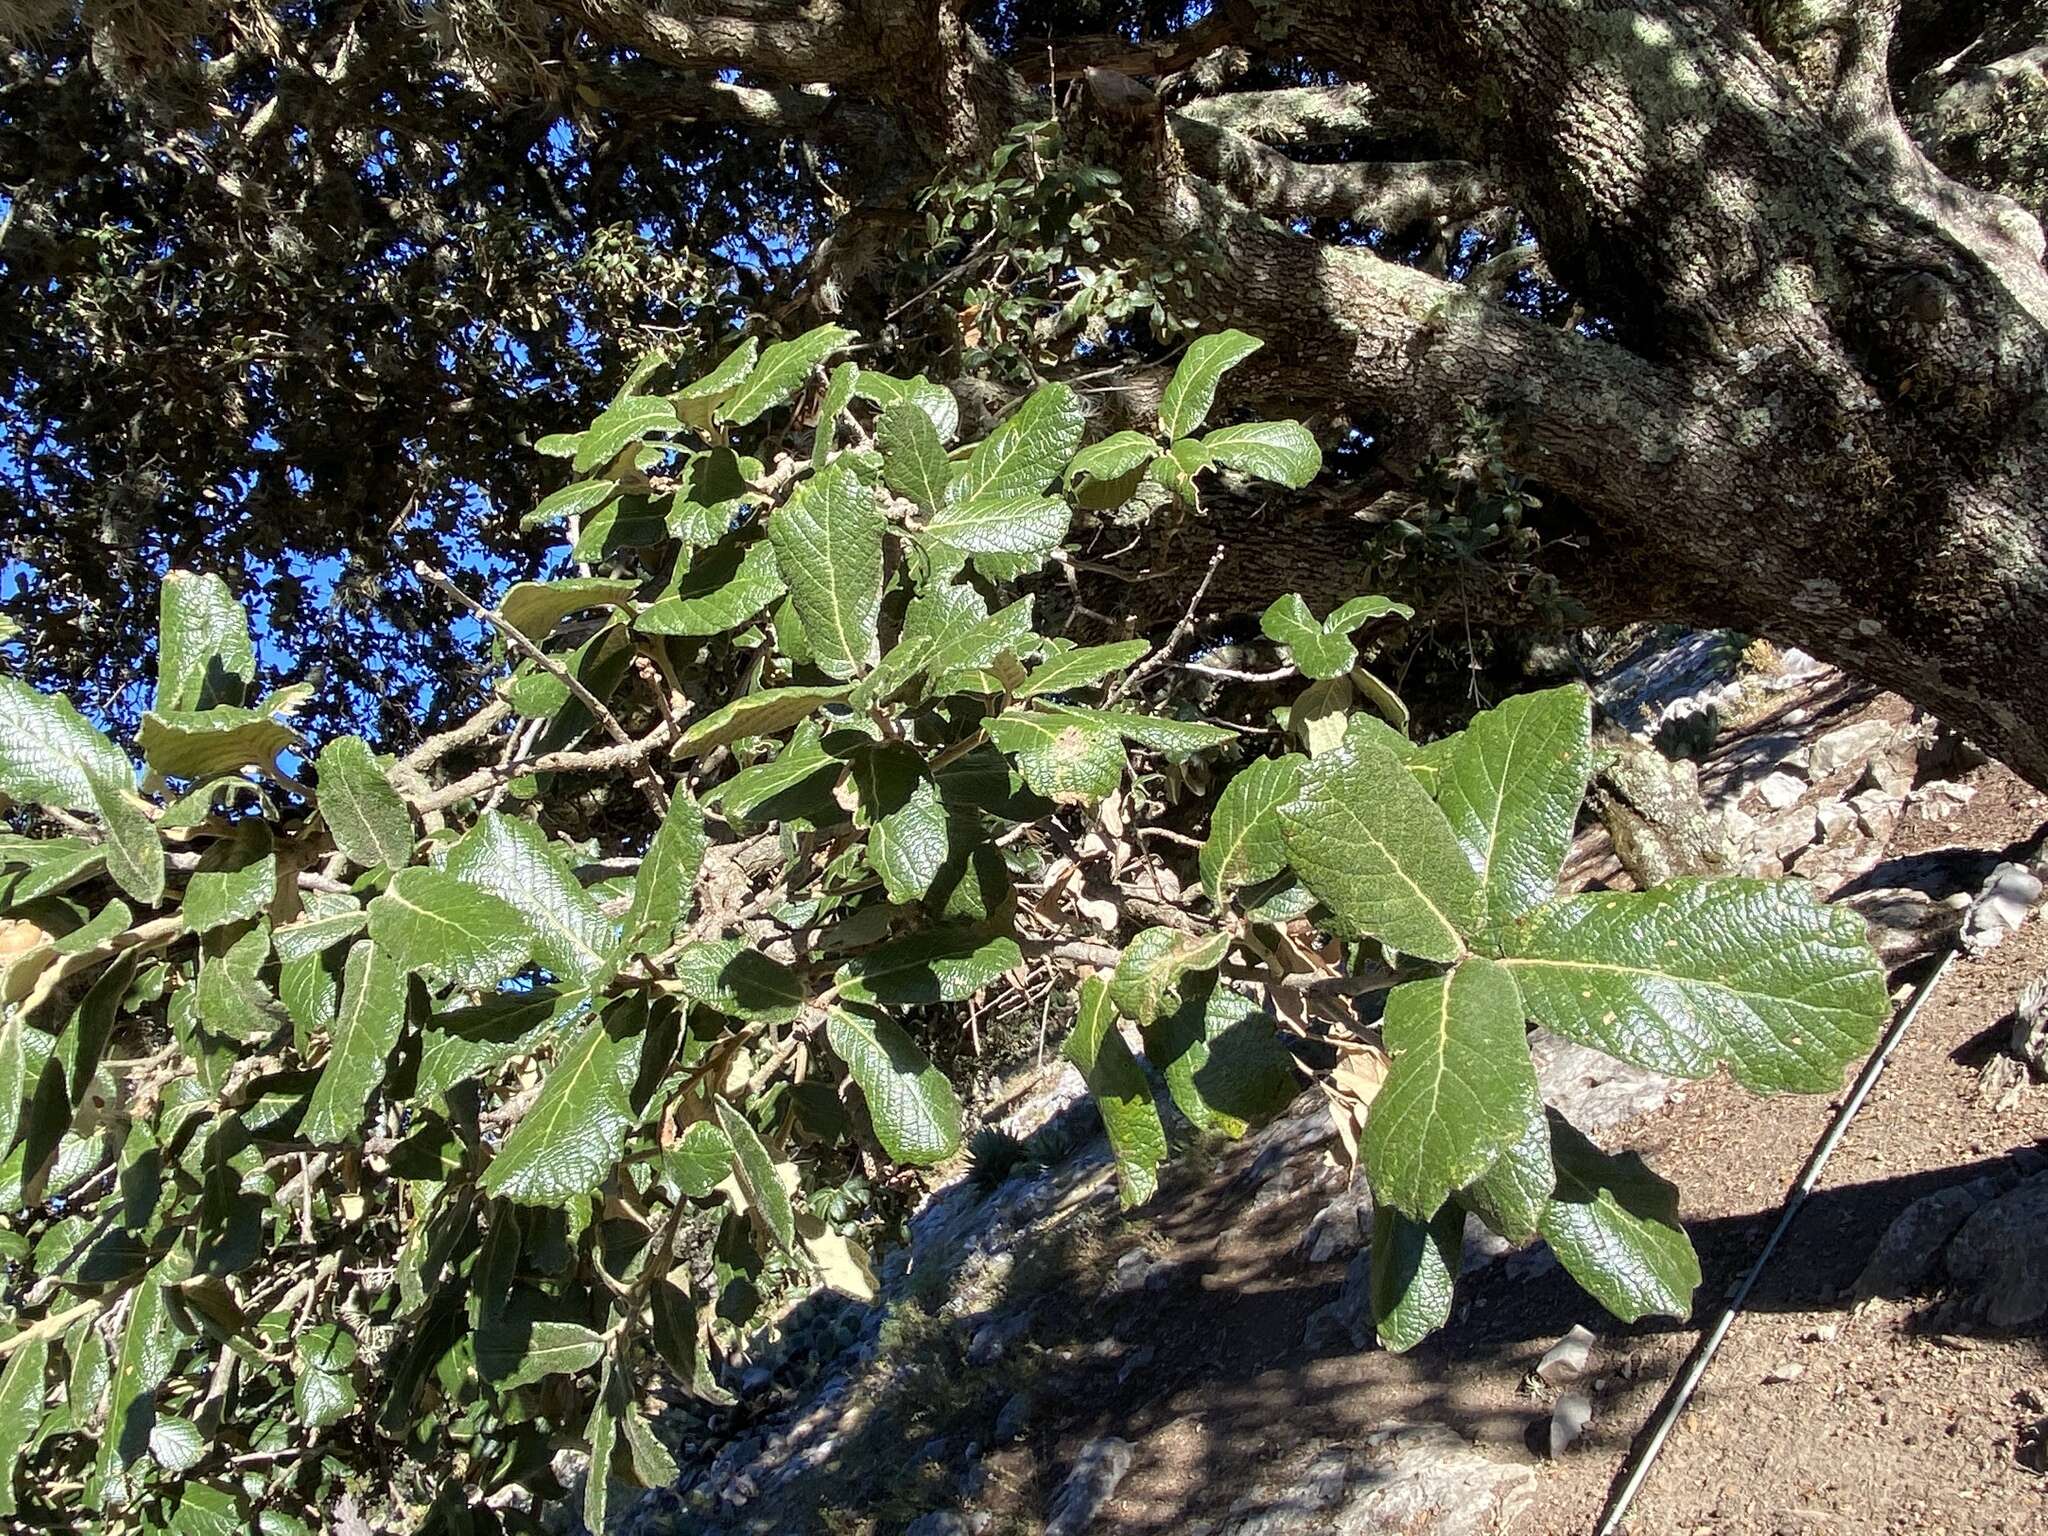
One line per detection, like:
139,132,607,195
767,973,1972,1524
413,562,668,816
414,729,676,816
1117,543,1227,699
1182,659,1295,684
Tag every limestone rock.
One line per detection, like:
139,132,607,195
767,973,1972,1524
1202,1426,1535,1535
1945,1171,2048,1328
1854,1181,1995,1300
2012,972,2048,1081
1045,1437,1134,1536
1806,718,1898,780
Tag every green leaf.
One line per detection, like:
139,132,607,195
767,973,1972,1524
1160,329,1261,439
673,335,759,419
155,570,255,713
663,1120,735,1198
0,1326,46,1516
671,940,804,1023
148,1414,206,1473
832,928,1022,1005
1109,926,1230,1028
1064,974,1166,1207
0,675,134,814
137,707,297,781
1459,1093,1555,1244
1277,734,1484,962
958,382,1086,500
446,812,613,984
1433,684,1593,924
1065,430,1159,485
673,684,852,761
0,1017,24,1155
482,1017,633,1204
768,461,885,679
853,369,958,440
292,1324,360,1429
1199,419,1322,487
922,596,1036,691
573,394,679,474
313,735,415,871
716,324,852,426
851,743,950,904
1148,437,1213,503
476,1308,605,1391
584,1368,620,1536
498,577,638,642
1497,879,1888,1091
1540,1112,1701,1322
715,1097,797,1252
1037,704,1235,759
876,398,953,512
368,865,533,989
1017,639,1151,700
0,838,104,908
825,1009,963,1166
922,493,1070,571
812,359,860,466
182,819,276,933
623,792,707,956
1200,753,1304,902
416,990,572,1101
709,725,841,823
1144,975,1297,1137
1287,674,1351,756
1363,958,1538,1219
301,942,408,1144
1257,593,1399,680
1369,1202,1463,1353
91,1248,191,1509
89,778,164,906
985,709,1127,803
519,476,617,532
635,538,785,637
272,909,367,964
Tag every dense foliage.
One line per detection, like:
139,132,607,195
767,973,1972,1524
0,330,1889,1532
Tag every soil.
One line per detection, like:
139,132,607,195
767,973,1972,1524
965,751,2048,1536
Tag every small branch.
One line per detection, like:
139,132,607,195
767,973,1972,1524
412,562,667,816
414,729,677,816
1117,543,1227,699
1182,659,1296,683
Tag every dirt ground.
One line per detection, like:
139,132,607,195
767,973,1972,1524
964,755,2048,1536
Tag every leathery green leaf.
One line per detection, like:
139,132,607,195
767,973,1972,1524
155,570,254,713
314,735,415,870
181,818,276,933
301,941,408,1144
481,1017,633,1204
1277,733,1483,963
825,1009,962,1166
1433,683,1593,923
1200,753,1303,903
876,397,952,512
1497,878,1888,1092
0,1326,47,1515
1064,974,1166,1207
1363,958,1538,1219
622,792,707,956
768,460,884,679
851,743,949,904
1370,1201,1463,1353
368,865,533,989
832,928,1022,1006
958,382,1085,500
1109,926,1229,1028
715,1097,797,1252
1540,1112,1702,1322
1159,329,1261,439
446,812,613,984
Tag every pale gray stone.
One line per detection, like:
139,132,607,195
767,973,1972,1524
1204,1426,1535,1535
1045,1437,1134,1536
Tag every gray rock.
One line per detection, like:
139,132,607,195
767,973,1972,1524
1757,771,1807,810
1963,861,2045,954
1976,1052,2028,1112
904,1512,985,1536
2013,972,2048,1081
1304,1249,1376,1352
1854,1181,1993,1300
1548,1392,1594,1458
1536,1324,1596,1386
1806,719,1898,780
1594,738,1738,886
993,1391,1034,1444
1946,1170,2048,1328
1302,1183,1373,1263
1045,1436,1134,1536
964,1305,1036,1366
1107,1246,1164,1296
1530,1033,1672,1133
1204,1425,1535,1535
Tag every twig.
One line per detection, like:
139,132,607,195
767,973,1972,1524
1117,543,1226,699
413,562,668,816
413,729,676,816
1182,659,1295,684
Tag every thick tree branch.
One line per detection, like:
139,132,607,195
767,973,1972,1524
1013,11,1238,84
1171,114,1497,230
